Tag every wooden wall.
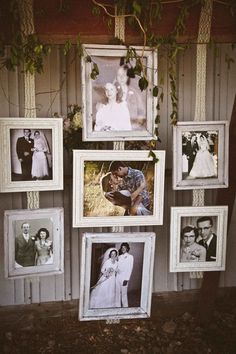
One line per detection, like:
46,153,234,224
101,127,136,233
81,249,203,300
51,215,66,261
0,43,235,306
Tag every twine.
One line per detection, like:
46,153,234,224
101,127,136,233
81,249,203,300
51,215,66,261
111,8,125,239
19,0,39,209
190,0,213,279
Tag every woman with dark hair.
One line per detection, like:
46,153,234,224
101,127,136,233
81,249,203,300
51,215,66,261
90,248,119,309
35,228,53,265
180,225,206,262
94,82,132,131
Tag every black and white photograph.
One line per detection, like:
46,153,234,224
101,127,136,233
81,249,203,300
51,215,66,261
73,150,165,227
170,206,228,272
173,121,229,189
11,128,52,182
0,118,63,192
4,208,64,278
81,44,157,141
79,232,156,321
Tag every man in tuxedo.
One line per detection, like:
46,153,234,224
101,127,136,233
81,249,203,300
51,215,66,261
15,222,36,267
184,133,198,174
116,242,134,307
197,216,217,261
16,129,34,180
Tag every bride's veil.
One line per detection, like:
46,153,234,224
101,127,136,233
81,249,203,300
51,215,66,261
100,247,118,269
37,130,50,153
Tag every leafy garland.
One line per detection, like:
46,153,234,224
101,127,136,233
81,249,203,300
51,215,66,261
0,0,235,151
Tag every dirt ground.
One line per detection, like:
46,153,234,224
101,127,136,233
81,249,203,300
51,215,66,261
0,293,236,354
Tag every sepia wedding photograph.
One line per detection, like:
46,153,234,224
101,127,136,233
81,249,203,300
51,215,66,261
0,117,63,192
81,44,157,141
172,121,229,190
4,208,64,278
79,232,156,321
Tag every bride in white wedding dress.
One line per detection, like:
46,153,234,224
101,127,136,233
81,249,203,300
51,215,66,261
31,130,50,179
90,248,120,309
189,134,217,178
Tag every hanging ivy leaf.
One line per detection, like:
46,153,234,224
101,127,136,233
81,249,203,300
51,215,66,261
139,77,148,91
153,85,159,97
148,150,159,163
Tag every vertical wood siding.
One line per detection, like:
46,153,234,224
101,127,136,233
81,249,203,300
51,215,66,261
0,44,235,305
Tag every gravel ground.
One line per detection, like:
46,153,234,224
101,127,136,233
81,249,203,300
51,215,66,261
0,298,236,354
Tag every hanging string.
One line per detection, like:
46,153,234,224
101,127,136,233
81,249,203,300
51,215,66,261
112,6,125,234
190,0,213,279
18,0,39,209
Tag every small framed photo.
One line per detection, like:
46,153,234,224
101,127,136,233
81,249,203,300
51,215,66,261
79,232,156,321
81,44,157,141
170,206,228,272
4,208,64,279
173,121,229,189
0,117,63,192
73,150,165,227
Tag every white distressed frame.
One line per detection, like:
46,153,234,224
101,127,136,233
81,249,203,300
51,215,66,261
4,208,64,279
0,117,63,192
169,206,228,272
172,121,229,190
79,232,156,321
81,44,158,141
73,150,165,227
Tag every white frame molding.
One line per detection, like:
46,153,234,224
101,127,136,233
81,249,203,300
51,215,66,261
172,121,229,190
73,150,165,227
169,206,228,272
81,44,157,141
79,232,156,321
0,117,63,192
4,208,64,279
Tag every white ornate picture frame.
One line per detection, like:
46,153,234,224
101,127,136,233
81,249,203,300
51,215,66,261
81,44,157,141
170,206,228,272
4,208,64,279
0,117,63,192
79,232,156,321
172,121,229,190
73,150,165,227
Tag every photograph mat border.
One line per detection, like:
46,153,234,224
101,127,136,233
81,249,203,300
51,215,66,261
72,150,165,227
169,206,228,272
79,232,156,321
81,44,157,141
0,117,63,192
172,121,229,190
4,208,64,279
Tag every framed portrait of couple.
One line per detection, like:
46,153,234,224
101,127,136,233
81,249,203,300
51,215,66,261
81,44,157,141
72,150,165,227
169,206,228,272
172,121,229,190
4,208,64,279
79,232,156,321
0,117,63,193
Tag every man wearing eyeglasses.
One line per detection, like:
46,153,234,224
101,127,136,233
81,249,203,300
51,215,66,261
197,216,216,261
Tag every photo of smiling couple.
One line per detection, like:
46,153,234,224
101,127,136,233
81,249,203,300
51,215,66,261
89,242,144,309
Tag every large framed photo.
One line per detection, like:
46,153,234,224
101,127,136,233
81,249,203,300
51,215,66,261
79,232,156,321
81,44,157,141
173,121,229,189
4,208,64,279
73,150,165,227
0,117,63,192
170,206,228,272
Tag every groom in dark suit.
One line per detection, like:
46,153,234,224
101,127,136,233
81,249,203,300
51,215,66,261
197,216,217,261
184,133,199,174
15,222,36,267
16,129,34,180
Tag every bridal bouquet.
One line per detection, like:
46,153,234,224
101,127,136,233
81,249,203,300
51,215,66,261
104,267,115,278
